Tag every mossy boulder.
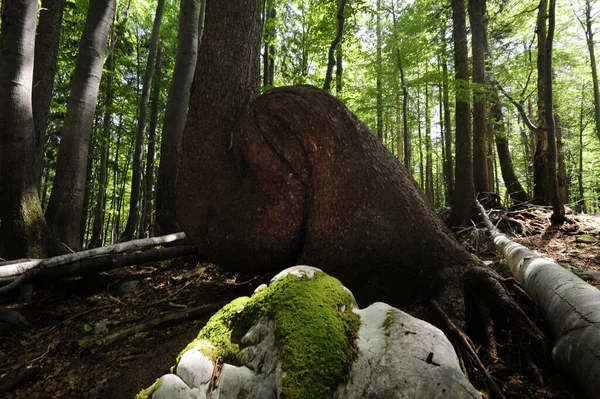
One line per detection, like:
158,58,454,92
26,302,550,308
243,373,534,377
139,266,480,399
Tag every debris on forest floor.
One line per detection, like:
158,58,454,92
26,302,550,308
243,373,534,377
1,206,597,398
0,257,269,398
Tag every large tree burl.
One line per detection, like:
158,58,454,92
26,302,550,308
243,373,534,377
177,86,474,306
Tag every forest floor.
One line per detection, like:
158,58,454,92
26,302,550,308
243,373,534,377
0,206,599,399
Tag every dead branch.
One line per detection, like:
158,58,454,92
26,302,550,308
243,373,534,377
100,302,224,346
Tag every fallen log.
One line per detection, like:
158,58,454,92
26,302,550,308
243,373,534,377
0,233,191,296
477,202,600,399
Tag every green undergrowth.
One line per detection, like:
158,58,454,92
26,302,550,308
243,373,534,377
178,270,361,399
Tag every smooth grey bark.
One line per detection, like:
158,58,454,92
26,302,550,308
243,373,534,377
45,0,116,250
323,0,346,92
88,44,115,249
141,47,163,238
0,0,62,259
121,0,166,242
156,0,200,235
32,0,66,192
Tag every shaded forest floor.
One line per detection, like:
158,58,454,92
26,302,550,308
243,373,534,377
1,207,599,398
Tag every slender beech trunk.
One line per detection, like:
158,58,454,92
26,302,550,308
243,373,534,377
396,96,403,163
156,0,200,235
583,0,600,144
141,47,162,238
32,0,66,192
335,43,343,93
80,135,96,246
88,41,115,249
45,0,116,251
262,0,275,88
578,83,587,213
323,0,346,92
490,88,529,204
544,0,564,222
555,113,567,205
425,85,434,204
417,96,424,189
441,43,455,205
449,0,477,226
121,0,165,242
0,0,62,259
376,0,383,141
468,0,489,194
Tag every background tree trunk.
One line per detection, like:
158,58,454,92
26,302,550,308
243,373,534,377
32,0,66,192
156,0,200,235
121,0,165,242
468,0,489,195
583,0,600,144
45,0,116,250
376,0,383,141
442,47,455,205
449,0,477,226
0,0,62,259
323,0,346,92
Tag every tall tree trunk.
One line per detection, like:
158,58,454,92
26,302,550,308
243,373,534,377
543,0,565,222
425,85,434,203
32,0,66,192
141,47,162,238
176,0,262,267
449,0,477,226
335,43,343,93
262,0,275,88
417,96,424,189
396,96,403,163
578,83,587,213
533,0,551,205
121,0,165,242
80,134,97,247
156,0,200,235
583,0,600,144
468,0,489,194
375,0,383,141
88,42,115,249
555,113,567,205
490,88,529,204
0,0,62,259
323,0,346,92
45,0,116,251
391,4,410,171
442,48,455,205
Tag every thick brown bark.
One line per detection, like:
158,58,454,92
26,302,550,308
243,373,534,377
490,89,529,204
323,0,346,92
32,0,66,192
121,0,165,242
449,0,477,227
45,0,116,250
156,0,199,235
543,0,565,222
468,0,489,194
0,0,63,259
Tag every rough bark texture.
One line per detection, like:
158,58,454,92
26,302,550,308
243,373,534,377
45,0,116,250
0,0,62,259
449,0,477,227
32,0,66,191
121,0,165,242
156,0,199,235
468,0,489,195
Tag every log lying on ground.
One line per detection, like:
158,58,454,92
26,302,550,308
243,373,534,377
0,233,191,296
477,202,600,399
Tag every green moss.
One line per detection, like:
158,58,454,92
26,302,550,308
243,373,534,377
177,296,250,363
176,270,360,399
135,377,162,399
383,310,395,337
239,271,361,399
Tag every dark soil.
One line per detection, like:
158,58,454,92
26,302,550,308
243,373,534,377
0,207,598,398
